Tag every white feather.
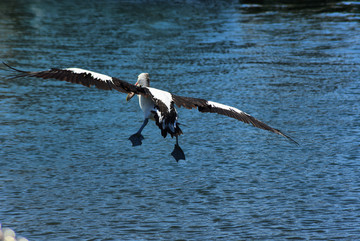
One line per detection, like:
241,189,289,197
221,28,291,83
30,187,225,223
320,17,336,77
66,68,113,82
146,87,172,111
207,100,244,115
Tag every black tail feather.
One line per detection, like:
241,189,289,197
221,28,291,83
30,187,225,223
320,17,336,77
152,111,182,138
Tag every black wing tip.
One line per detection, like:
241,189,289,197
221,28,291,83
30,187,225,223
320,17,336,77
1,62,32,80
287,136,300,146
279,131,299,146
2,62,29,73
2,61,13,70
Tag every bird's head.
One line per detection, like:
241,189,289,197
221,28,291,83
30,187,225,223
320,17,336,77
126,73,150,102
136,73,150,87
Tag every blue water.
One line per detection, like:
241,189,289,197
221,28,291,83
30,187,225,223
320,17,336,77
1,1,359,240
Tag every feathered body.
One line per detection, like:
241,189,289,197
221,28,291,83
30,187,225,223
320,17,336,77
134,73,182,138
3,62,298,161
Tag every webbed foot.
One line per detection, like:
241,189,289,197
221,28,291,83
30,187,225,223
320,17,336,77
171,144,185,162
129,133,144,146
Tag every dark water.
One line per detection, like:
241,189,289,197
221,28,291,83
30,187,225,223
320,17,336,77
1,1,359,240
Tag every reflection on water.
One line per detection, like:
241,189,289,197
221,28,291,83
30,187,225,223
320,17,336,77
1,1,359,240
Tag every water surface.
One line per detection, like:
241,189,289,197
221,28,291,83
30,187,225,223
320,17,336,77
1,1,359,240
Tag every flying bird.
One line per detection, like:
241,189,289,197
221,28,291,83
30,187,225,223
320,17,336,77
3,62,298,162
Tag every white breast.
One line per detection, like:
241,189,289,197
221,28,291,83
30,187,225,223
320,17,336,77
139,95,156,120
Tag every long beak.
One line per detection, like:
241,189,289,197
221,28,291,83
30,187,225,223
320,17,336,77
126,81,139,102
126,92,135,101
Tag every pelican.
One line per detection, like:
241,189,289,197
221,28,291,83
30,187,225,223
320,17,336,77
3,62,298,161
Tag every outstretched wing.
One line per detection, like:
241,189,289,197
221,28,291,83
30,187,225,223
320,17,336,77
172,94,298,144
2,62,146,95
3,62,297,144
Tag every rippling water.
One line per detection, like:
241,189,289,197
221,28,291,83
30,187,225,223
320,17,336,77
1,1,359,240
